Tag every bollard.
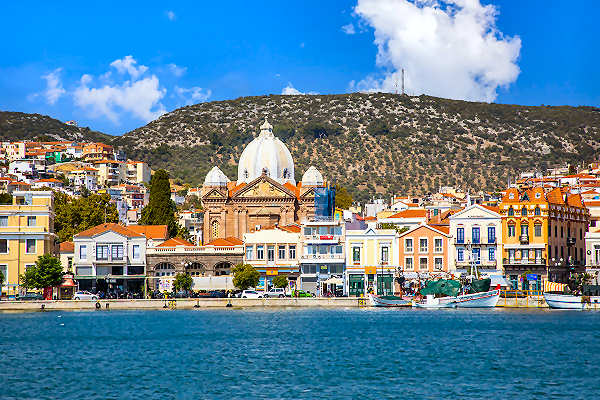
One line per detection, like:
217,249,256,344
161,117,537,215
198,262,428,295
106,303,110,310
41,304,45,311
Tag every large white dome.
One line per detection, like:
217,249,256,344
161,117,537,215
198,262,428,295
237,119,295,185
204,166,230,187
301,166,324,186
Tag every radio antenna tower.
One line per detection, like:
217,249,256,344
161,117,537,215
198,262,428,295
401,68,405,95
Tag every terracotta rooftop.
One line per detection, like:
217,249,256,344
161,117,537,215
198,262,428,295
59,241,74,253
128,225,168,240
74,223,145,238
388,209,428,219
157,237,195,247
205,236,244,246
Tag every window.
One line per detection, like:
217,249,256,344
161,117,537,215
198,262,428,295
456,228,464,243
0,239,7,254
335,245,343,254
520,224,528,236
26,239,36,254
352,247,361,263
27,216,36,226
509,193,514,199
405,257,414,270
0,216,7,227
555,226,557,237
0,265,7,285
96,245,109,260
434,238,443,253
267,245,275,261
508,249,516,261
256,245,264,260
111,245,124,260
419,257,428,270
548,223,551,237
381,246,389,263
561,226,563,238
434,257,443,270
580,228,583,241
472,227,480,244
405,238,413,252
318,226,329,235
472,248,480,264
534,224,542,237
79,245,87,260
289,245,296,259
333,226,342,235
211,220,219,238
535,249,542,262
508,224,516,237
278,245,286,260
488,247,495,262
304,227,314,236
419,238,428,253
457,248,464,262
534,207,541,216
488,226,496,243
132,245,140,260
521,207,528,216
521,249,529,261
508,207,514,216
246,246,253,260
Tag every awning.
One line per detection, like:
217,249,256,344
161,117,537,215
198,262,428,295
59,276,77,287
487,275,512,288
323,277,343,285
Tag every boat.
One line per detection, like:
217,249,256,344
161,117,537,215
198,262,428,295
413,294,456,308
368,293,411,307
452,289,500,308
544,293,600,310
412,278,500,309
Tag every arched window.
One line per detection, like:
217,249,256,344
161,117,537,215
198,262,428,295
521,207,527,216
185,262,205,277
211,220,220,239
243,169,249,179
508,207,514,216
283,168,289,179
534,206,541,216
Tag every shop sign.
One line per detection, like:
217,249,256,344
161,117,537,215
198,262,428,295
526,274,538,281
320,235,333,240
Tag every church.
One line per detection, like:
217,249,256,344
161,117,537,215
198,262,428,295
201,119,328,243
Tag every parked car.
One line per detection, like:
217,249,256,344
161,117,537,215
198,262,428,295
293,290,314,298
263,288,286,298
241,290,263,299
72,291,98,301
16,293,44,301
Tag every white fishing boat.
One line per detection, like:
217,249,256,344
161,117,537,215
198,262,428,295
368,293,410,307
544,293,600,310
412,289,500,308
412,294,456,308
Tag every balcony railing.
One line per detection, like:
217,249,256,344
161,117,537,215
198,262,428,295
300,253,345,260
304,234,342,242
519,234,529,244
503,258,545,266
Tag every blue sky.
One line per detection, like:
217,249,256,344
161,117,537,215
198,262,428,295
0,1,597,135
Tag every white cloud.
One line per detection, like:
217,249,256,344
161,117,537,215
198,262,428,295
281,82,318,95
109,55,148,80
166,10,176,21
74,67,166,124
341,23,356,34
168,63,187,77
174,86,212,105
40,68,66,105
353,0,521,102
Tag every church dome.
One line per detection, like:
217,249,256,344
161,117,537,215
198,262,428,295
237,119,295,185
301,166,324,186
204,166,230,187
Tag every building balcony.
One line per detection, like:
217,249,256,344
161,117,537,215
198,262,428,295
93,256,128,264
503,257,545,266
304,234,343,243
519,234,529,244
455,260,497,268
300,253,345,262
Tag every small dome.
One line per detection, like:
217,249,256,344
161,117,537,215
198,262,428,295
204,166,230,187
237,118,295,185
301,166,324,186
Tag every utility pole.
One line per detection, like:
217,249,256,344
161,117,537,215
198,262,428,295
401,68,405,95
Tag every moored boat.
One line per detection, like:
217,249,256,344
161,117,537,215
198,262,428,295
453,289,500,308
412,278,500,308
368,293,411,307
544,293,600,310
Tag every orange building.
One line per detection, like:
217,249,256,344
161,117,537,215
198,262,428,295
398,224,451,274
83,143,114,162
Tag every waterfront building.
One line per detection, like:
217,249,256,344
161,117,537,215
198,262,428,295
344,227,397,297
58,241,74,274
299,217,345,296
448,204,503,276
499,187,589,289
376,209,428,230
201,120,330,243
243,225,301,291
0,191,55,297
584,227,600,283
72,223,167,294
397,224,451,276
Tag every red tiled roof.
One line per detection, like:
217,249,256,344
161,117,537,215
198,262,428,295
157,237,195,247
388,209,427,219
59,241,74,253
128,225,168,240
75,223,144,238
205,236,243,246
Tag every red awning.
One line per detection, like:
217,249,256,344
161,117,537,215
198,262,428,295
60,276,77,287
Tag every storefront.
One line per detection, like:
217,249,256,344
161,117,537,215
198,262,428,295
349,274,364,297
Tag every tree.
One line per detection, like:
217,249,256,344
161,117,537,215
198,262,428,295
272,275,288,289
232,264,260,290
54,191,119,242
335,186,353,209
139,169,179,237
20,254,64,290
0,193,12,205
172,273,193,292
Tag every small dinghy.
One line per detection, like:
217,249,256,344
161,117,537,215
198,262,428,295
368,293,410,307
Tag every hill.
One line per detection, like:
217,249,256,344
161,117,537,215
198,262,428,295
117,93,600,203
0,111,113,143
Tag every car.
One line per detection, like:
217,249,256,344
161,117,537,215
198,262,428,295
241,290,263,299
16,293,44,301
292,290,314,298
72,291,98,301
263,288,286,298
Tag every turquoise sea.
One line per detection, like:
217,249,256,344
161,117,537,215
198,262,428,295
1,308,599,399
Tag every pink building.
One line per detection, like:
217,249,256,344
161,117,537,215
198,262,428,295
398,224,451,273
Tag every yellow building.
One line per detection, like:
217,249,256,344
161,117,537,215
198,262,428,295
0,191,55,298
499,187,588,289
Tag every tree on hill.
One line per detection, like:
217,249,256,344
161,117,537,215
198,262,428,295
272,275,288,289
335,186,353,210
20,255,63,290
232,264,260,290
54,191,119,242
139,169,179,237
172,273,193,292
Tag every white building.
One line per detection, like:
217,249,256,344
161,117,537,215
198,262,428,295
448,204,503,276
585,227,600,284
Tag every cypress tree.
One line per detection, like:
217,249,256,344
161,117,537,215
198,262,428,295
139,169,178,237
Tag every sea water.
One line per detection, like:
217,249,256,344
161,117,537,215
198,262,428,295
1,308,599,399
